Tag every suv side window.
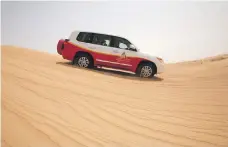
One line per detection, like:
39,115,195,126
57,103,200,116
112,36,131,50
92,33,112,47
76,32,93,43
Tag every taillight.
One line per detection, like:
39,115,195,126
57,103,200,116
61,39,69,50
57,39,65,55
61,43,64,50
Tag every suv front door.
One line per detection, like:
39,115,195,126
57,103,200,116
109,36,137,70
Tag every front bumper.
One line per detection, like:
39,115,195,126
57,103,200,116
156,63,165,74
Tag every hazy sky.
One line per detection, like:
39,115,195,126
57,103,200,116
1,1,228,63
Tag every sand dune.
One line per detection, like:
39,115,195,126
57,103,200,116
2,46,228,147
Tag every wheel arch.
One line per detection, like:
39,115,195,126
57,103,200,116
136,60,157,74
73,51,95,65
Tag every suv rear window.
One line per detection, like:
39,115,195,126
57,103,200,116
76,32,93,43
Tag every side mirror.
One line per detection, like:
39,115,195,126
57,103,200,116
129,44,137,52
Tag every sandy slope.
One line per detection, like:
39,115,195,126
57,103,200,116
2,46,228,147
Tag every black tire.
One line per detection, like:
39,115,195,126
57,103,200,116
136,62,156,78
73,53,94,68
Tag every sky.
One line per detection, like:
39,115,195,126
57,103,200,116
1,1,228,63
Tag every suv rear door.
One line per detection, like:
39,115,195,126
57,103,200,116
75,32,113,64
88,33,114,66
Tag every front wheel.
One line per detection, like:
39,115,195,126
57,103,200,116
73,54,93,68
136,63,156,78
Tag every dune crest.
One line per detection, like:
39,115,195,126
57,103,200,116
2,46,228,147
177,54,228,65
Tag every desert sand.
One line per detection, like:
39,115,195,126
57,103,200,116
2,46,228,147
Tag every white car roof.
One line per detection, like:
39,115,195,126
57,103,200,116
71,30,139,50
72,30,127,39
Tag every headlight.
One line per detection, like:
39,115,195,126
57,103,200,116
157,57,164,63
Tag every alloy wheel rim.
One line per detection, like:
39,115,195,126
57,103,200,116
140,66,153,77
78,57,89,67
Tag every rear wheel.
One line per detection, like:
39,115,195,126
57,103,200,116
136,63,156,78
73,53,94,68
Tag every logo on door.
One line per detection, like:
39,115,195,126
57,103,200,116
116,52,130,62
120,52,126,59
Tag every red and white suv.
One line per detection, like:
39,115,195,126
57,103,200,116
57,31,164,78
